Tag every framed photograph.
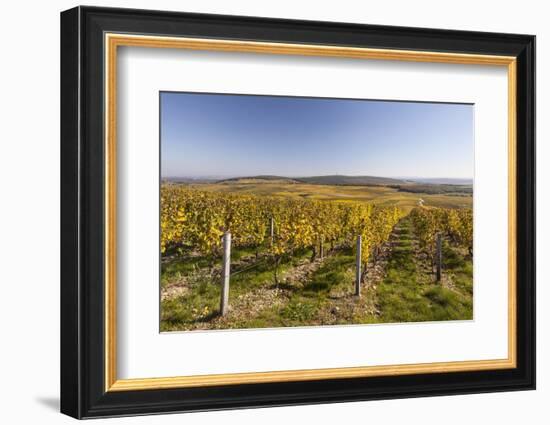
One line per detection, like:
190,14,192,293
60,6,535,419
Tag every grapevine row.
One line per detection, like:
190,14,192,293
409,206,473,262
161,185,403,269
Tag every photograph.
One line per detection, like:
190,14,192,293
57,4,536,419
160,92,474,332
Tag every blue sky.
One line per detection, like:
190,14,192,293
160,92,473,179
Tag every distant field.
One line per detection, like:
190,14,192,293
184,180,472,210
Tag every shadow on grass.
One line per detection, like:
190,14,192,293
266,282,297,291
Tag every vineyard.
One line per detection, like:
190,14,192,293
160,185,473,331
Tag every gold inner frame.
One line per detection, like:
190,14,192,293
104,33,517,392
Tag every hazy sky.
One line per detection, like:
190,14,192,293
160,92,473,179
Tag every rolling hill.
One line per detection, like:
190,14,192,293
217,175,407,186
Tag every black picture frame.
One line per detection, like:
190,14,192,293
61,5,535,419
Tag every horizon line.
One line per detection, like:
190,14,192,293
161,174,474,180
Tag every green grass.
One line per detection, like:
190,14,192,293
442,244,473,296
160,247,315,331
374,218,473,323
246,251,358,328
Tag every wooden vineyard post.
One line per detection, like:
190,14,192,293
355,235,361,296
319,236,324,260
220,232,231,316
436,233,442,282
270,217,274,247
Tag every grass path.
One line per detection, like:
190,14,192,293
373,217,473,323
232,249,378,329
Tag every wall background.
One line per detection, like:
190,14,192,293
0,1,545,423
